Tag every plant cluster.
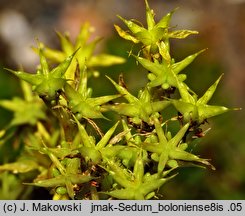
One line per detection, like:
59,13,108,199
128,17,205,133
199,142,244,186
0,0,238,200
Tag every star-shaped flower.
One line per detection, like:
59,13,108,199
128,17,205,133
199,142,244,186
64,67,120,120
0,97,46,127
143,117,215,174
115,0,198,58
6,43,76,101
104,75,170,124
170,74,238,124
26,152,93,199
38,23,125,82
0,81,46,127
134,46,205,89
103,154,175,200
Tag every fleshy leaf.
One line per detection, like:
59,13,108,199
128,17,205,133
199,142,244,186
114,25,140,43
168,30,198,39
0,160,41,173
172,49,206,74
197,74,223,105
145,0,155,30
117,15,145,34
26,174,93,187
155,8,178,29
88,54,125,67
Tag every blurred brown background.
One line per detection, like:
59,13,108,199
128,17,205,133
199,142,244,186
0,0,244,199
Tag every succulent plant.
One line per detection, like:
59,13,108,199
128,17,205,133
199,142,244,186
0,0,239,200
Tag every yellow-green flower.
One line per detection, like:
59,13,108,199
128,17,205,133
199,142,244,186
115,0,198,58
6,44,76,101
64,67,120,120
0,81,46,126
171,74,237,124
38,23,125,82
134,48,205,89
105,76,170,124
103,155,175,200
143,117,215,173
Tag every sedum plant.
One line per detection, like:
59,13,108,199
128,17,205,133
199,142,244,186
0,0,239,200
